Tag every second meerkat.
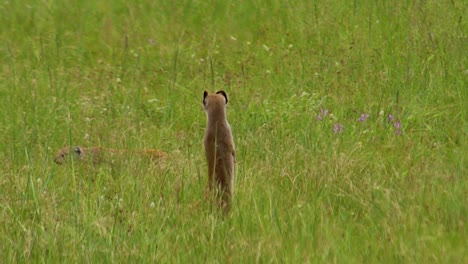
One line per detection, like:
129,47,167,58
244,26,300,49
203,90,236,211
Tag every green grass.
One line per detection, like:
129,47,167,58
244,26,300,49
0,0,466,262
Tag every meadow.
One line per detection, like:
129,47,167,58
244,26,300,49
0,0,466,262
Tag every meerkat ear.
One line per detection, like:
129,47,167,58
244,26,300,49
203,91,208,105
216,90,228,104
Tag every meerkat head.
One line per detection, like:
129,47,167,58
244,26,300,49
203,90,228,115
53,146,84,164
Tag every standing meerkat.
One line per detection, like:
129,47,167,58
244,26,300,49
203,90,236,212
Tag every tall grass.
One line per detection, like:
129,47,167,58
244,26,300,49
0,0,466,262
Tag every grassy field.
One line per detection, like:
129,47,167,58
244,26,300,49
0,0,466,262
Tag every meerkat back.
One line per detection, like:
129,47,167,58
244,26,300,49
203,90,236,212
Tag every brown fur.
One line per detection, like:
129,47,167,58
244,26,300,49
53,146,166,165
203,90,236,212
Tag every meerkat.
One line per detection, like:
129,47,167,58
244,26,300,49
203,90,236,212
53,146,166,165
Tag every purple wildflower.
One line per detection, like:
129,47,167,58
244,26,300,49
388,114,394,122
148,39,156,46
393,120,402,135
358,113,370,122
317,109,329,121
333,123,344,134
